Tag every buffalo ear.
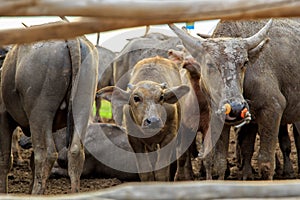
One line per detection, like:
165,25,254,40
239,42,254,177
97,86,130,106
163,85,190,104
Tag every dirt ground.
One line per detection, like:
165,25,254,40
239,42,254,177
7,127,299,195
8,149,122,195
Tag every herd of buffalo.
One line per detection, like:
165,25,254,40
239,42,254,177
0,17,300,195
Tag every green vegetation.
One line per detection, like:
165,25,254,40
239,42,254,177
93,100,112,119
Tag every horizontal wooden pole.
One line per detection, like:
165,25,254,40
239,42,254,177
2,180,300,199
0,18,174,45
0,0,299,20
0,0,300,45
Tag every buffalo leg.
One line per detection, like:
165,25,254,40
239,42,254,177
278,124,295,179
237,123,257,180
0,112,15,193
202,130,214,180
214,125,230,180
128,136,154,181
174,127,195,181
174,148,194,181
257,113,283,180
68,132,85,193
292,123,300,176
30,111,58,194
155,134,177,181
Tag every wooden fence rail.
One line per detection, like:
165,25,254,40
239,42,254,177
0,0,300,45
1,1,300,199
1,180,300,200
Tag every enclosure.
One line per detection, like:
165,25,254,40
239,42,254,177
1,0,300,199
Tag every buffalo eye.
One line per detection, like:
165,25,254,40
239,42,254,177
133,95,141,103
159,95,164,102
243,59,249,67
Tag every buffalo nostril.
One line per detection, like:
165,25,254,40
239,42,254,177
143,118,151,126
143,117,161,128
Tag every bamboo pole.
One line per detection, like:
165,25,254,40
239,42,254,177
0,0,299,45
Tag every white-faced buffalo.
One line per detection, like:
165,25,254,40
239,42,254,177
212,18,300,180
168,20,272,179
111,32,182,125
0,38,98,194
98,56,190,181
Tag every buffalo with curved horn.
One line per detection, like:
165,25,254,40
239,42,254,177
168,19,272,179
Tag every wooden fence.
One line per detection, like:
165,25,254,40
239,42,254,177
2,181,300,199
0,0,299,45
1,0,300,199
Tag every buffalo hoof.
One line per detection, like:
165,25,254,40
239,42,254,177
174,170,193,181
259,161,274,180
282,171,296,179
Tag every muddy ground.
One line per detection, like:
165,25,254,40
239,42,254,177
7,127,299,195
8,148,122,195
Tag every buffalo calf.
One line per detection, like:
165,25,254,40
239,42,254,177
99,56,190,181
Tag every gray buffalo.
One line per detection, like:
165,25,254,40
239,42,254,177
113,32,182,89
20,123,140,181
0,37,98,194
212,18,300,180
168,20,272,180
98,56,190,181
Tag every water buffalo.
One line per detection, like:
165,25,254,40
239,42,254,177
0,37,98,194
95,45,116,123
98,56,190,181
168,20,272,179
113,32,182,89
212,18,300,180
111,32,182,125
20,123,140,181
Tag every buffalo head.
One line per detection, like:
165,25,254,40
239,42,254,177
97,82,189,137
168,20,272,127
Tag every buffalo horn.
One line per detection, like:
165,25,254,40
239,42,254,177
245,19,273,50
127,83,135,90
160,82,167,89
168,24,205,48
168,24,205,60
